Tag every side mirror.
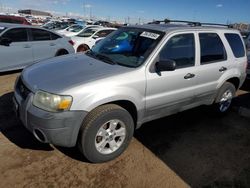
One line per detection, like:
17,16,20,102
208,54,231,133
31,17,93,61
92,35,99,40
0,38,12,46
155,59,176,72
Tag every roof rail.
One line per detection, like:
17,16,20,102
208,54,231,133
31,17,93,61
148,19,201,26
199,22,233,28
148,19,233,28
164,19,201,26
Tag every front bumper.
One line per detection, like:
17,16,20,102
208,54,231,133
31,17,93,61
14,81,87,147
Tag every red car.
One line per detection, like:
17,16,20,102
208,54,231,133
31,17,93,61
0,15,31,25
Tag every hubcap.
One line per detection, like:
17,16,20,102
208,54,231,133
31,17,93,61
95,119,126,155
219,89,233,112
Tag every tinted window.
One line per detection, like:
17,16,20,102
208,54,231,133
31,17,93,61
225,33,245,58
199,33,227,64
51,33,61,40
160,34,195,69
31,29,51,41
2,28,28,42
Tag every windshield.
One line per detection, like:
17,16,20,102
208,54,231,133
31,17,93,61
68,25,84,32
77,28,97,37
89,27,164,68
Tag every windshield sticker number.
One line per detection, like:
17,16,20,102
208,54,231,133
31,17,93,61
140,32,160,40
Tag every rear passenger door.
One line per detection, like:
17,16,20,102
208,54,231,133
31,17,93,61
194,32,229,102
0,28,33,71
29,28,57,62
146,32,198,119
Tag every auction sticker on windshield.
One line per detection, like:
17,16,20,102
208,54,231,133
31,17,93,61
140,31,160,40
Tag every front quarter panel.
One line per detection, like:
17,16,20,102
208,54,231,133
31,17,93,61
66,69,146,121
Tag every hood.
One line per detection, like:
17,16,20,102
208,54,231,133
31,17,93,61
22,54,131,94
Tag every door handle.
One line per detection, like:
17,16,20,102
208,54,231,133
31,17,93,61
184,73,195,79
219,66,227,72
50,43,56,46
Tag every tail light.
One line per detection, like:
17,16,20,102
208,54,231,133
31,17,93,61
68,40,75,46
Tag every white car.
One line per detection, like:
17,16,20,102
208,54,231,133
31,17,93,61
71,27,117,52
0,23,75,72
57,24,102,37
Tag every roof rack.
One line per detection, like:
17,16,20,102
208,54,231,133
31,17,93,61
148,19,201,26
148,19,233,28
199,22,233,28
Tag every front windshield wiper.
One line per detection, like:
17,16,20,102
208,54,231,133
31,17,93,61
96,54,117,65
86,50,117,65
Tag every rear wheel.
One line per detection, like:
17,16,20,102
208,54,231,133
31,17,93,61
77,44,89,53
213,82,236,114
78,104,134,163
56,49,69,56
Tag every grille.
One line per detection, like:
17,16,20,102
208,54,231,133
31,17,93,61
16,78,31,100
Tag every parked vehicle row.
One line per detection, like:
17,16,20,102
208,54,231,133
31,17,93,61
13,21,247,163
56,24,102,37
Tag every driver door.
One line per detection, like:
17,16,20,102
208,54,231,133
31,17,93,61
145,32,198,120
0,28,33,71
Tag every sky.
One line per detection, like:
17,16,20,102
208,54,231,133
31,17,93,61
0,0,249,24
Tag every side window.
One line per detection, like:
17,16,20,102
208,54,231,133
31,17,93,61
199,33,227,64
225,33,245,58
2,28,28,42
51,33,61,40
159,33,195,69
31,29,51,41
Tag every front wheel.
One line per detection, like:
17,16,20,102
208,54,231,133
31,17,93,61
78,104,134,163
213,82,236,114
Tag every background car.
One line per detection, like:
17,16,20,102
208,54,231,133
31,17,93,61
71,27,116,52
0,15,31,25
56,24,102,37
42,21,70,31
241,31,250,50
0,23,75,72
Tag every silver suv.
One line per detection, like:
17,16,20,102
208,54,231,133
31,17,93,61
14,20,247,163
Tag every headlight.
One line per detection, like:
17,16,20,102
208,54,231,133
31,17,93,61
33,90,72,112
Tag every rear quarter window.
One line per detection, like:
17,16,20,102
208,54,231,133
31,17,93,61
199,33,227,65
225,33,245,58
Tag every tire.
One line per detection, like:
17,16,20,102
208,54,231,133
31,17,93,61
213,82,236,114
77,44,89,53
56,49,69,56
78,104,134,163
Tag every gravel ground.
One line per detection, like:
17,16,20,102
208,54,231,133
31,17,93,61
0,71,250,188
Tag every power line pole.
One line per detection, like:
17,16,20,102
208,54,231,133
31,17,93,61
83,0,86,18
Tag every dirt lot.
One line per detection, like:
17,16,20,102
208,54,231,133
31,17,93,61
0,72,250,188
